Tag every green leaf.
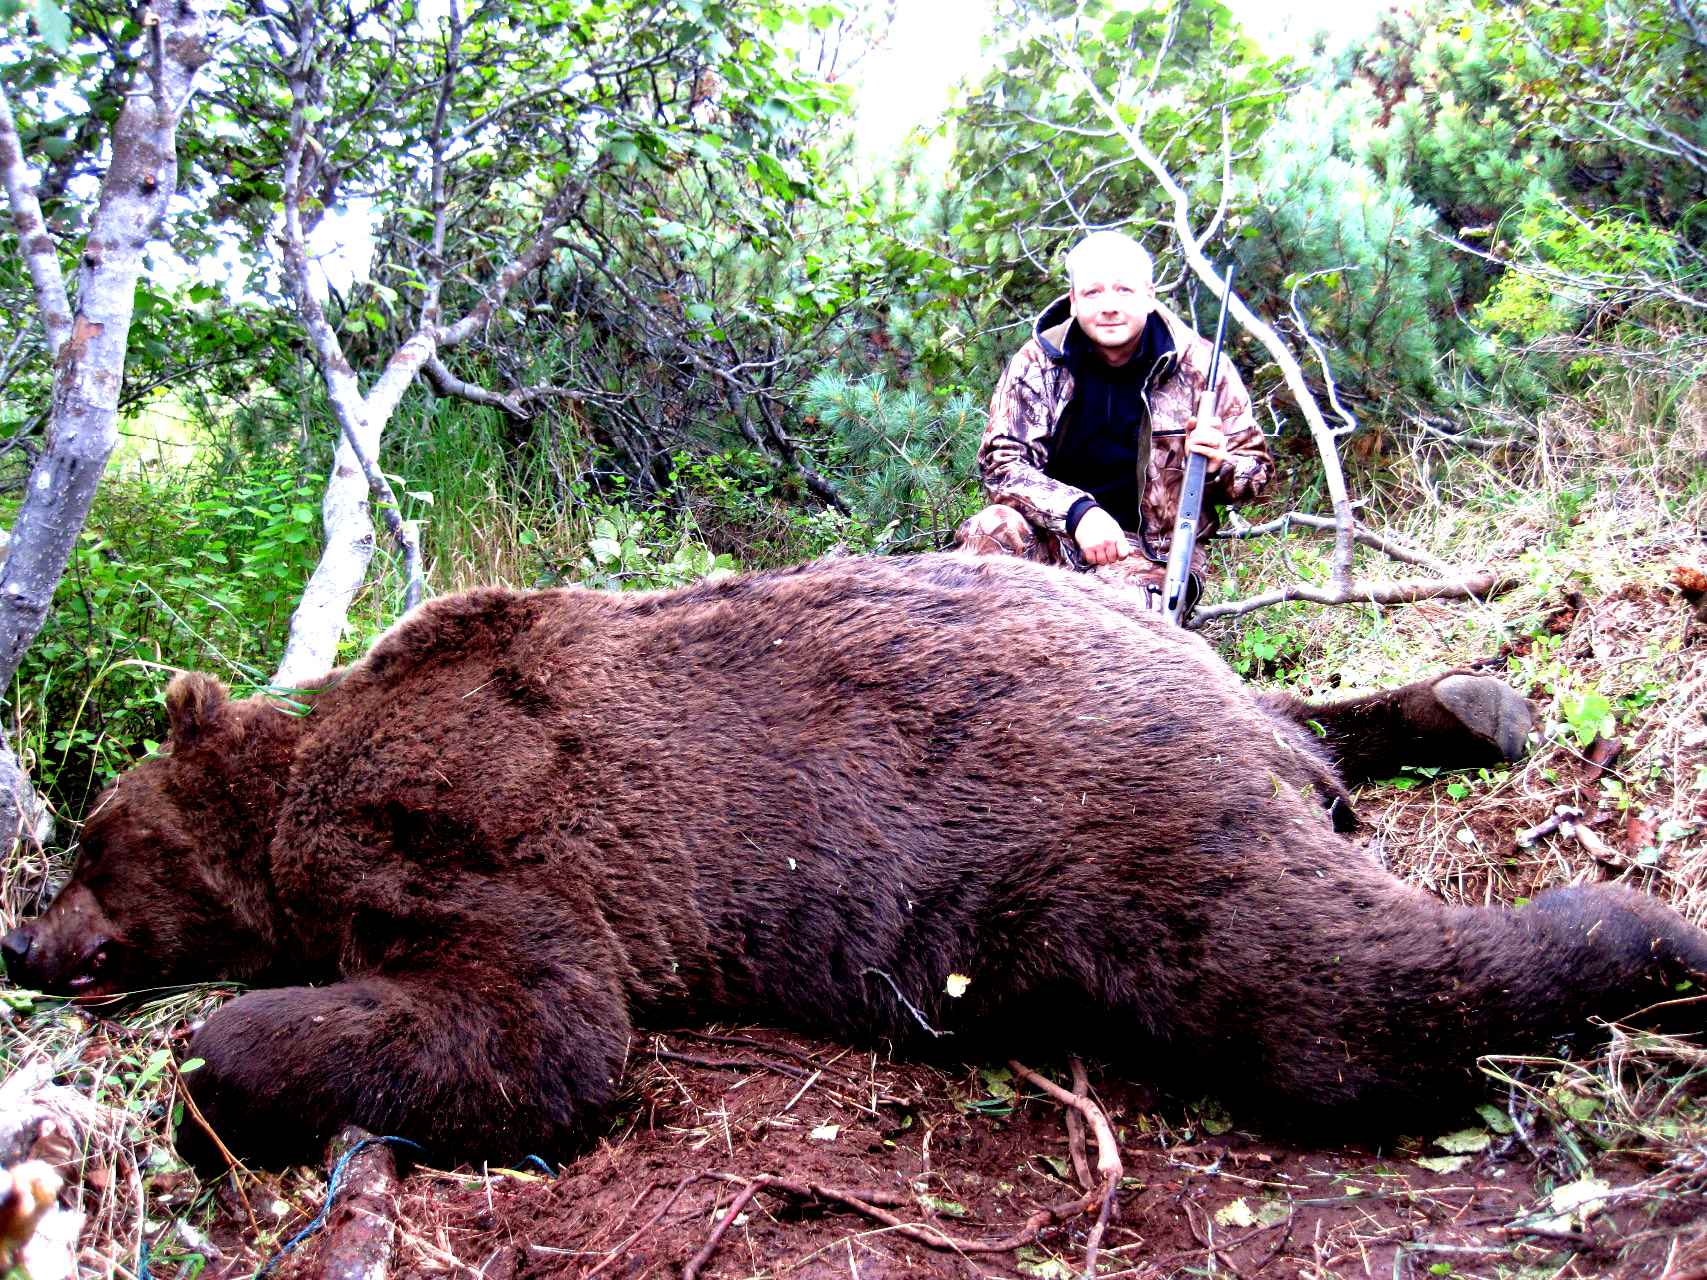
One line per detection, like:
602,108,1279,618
1475,1104,1516,1135
33,0,70,50
1034,1154,1071,1179
1414,1155,1470,1173
1434,1127,1490,1154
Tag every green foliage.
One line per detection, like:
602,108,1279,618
947,0,1292,322
1227,620,1306,682
573,506,736,590
1474,193,1705,379
801,373,982,551
9,457,324,816
1240,89,1477,404
1558,687,1615,749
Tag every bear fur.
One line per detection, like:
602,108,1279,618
4,553,1705,1169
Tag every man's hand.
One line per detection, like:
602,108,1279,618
1185,416,1230,464
1074,506,1132,565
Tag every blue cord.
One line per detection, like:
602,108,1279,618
258,1136,423,1275
521,1154,556,1176
137,1239,150,1280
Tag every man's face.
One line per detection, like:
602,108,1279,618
1069,254,1155,363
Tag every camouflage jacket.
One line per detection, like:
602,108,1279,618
979,294,1274,564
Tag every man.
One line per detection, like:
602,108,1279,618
954,230,1538,768
956,230,1270,611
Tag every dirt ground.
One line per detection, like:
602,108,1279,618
238,1024,1703,1280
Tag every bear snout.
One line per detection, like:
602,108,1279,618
2,883,128,996
1,924,36,986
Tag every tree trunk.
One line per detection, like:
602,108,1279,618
0,0,221,850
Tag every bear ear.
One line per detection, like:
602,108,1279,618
164,672,229,748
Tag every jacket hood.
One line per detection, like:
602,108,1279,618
1033,292,1187,382
1034,293,1076,358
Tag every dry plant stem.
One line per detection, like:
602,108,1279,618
582,1173,705,1280
651,1046,813,1081
174,1075,258,1237
685,1171,1068,1265
679,1180,763,1280
677,1125,1126,1280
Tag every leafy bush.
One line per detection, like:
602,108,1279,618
9,456,325,818
801,373,983,552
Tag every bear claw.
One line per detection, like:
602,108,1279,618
1431,674,1535,762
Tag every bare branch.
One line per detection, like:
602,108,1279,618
419,0,464,330
433,178,589,352
1193,570,1518,624
1056,43,1360,590
1286,268,1360,437
1217,510,1455,575
0,81,73,358
1406,413,1522,452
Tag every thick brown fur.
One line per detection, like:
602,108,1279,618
4,554,1704,1169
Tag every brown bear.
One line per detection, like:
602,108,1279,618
3,554,1703,1171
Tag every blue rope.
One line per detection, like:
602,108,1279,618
137,1239,150,1280
258,1136,423,1275
521,1154,556,1176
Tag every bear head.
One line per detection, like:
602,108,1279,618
1,673,305,998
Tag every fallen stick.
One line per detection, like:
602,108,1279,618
1010,1059,1123,1277
1065,1057,1094,1192
671,1059,1127,1279
650,1047,813,1081
313,1128,402,1280
679,1170,1072,1279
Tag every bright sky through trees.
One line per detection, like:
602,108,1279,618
852,0,1382,155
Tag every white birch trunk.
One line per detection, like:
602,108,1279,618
0,1,220,849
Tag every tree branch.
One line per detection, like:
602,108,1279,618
0,0,221,850
1056,44,1361,591
1193,570,1518,624
0,81,73,358
1217,510,1455,575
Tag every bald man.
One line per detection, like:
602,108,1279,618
955,231,1272,614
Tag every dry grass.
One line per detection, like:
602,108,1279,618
0,988,242,1279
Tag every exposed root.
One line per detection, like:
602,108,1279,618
1065,1057,1095,1193
1010,1059,1123,1277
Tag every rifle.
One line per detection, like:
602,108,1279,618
1159,263,1236,626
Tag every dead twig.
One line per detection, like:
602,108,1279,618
583,1172,707,1280
677,1169,1073,1272
1065,1058,1094,1193
680,1180,764,1280
650,1046,813,1081
1010,1059,1123,1277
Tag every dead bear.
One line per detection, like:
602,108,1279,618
3,553,1704,1171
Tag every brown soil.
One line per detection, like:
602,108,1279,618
234,1025,1704,1280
